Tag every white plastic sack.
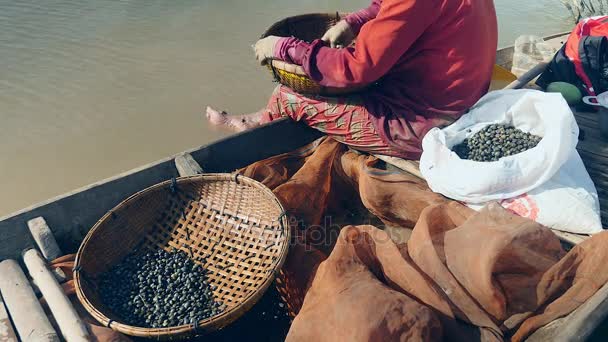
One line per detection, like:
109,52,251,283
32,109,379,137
419,89,602,234
420,90,579,203
467,152,602,234
511,35,557,78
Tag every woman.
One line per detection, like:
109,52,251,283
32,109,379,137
207,0,497,159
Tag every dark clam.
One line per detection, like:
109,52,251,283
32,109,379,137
453,124,542,162
98,249,224,328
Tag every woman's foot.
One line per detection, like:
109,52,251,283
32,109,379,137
205,106,248,132
205,106,264,132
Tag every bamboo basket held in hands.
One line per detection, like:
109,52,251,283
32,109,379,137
74,174,289,339
261,12,368,96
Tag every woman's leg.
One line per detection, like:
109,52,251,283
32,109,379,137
207,85,395,155
264,85,395,156
205,85,290,131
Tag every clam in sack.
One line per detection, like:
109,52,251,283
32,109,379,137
420,90,602,234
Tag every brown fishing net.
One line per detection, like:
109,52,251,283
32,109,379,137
239,137,608,341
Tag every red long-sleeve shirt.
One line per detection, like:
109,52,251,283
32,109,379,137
274,0,497,159
343,0,382,35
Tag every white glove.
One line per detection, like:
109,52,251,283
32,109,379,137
254,36,281,65
321,20,355,48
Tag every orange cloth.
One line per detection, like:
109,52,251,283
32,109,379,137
239,137,608,341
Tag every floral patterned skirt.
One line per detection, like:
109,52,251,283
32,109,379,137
261,85,395,156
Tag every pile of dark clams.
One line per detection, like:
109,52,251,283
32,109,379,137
453,124,542,162
99,249,225,328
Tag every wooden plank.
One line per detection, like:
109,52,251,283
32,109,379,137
175,152,204,177
0,259,59,342
528,279,608,342
551,230,589,246
0,293,18,342
23,249,90,342
27,217,63,261
374,155,423,179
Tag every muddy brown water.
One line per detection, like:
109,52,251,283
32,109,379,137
1,0,570,216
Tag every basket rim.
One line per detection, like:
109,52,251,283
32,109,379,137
268,59,307,77
73,173,290,338
261,12,369,96
260,12,346,77
260,12,344,37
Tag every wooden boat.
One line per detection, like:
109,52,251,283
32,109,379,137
1,32,608,341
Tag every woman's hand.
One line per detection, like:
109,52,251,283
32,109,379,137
254,36,281,65
321,20,355,48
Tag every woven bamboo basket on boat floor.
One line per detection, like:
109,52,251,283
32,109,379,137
261,12,367,96
74,174,290,340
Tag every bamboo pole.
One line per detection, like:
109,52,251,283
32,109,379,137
0,259,59,342
175,152,204,177
503,62,548,90
23,249,90,342
0,293,18,342
27,217,63,261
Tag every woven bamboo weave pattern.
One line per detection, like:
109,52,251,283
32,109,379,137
74,174,289,339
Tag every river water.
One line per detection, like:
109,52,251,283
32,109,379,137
0,0,571,216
